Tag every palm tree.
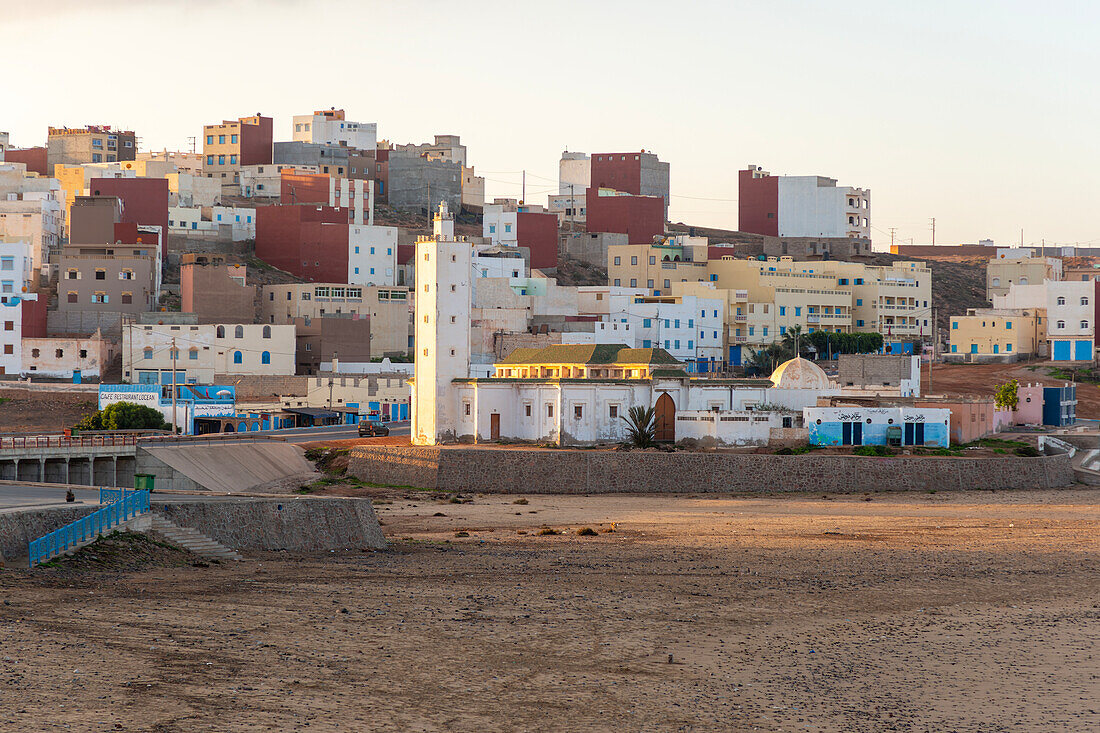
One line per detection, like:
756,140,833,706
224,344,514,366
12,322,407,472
622,406,657,448
781,324,807,358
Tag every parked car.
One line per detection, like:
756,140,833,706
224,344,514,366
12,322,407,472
358,421,390,437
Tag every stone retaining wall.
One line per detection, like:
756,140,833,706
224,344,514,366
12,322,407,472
348,446,1075,494
153,497,386,551
0,505,97,563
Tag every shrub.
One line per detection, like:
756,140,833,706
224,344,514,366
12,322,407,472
74,401,170,432
537,528,557,536
622,406,657,449
1014,445,1040,457
575,527,597,536
512,498,529,505
852,445,894,457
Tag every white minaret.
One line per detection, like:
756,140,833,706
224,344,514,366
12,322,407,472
412,201,471,444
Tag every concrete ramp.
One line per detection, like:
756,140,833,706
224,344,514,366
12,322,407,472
136,443,320,493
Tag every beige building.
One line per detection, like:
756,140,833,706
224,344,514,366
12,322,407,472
607,235,710,292
59,240,160,314
203,115,272,185
123,322,295,383
47,126,136,171
138,150,204,175
987,256,1061,301
280,374,409,420
22,332,116,379
261,283,411,357
948,308,1044,361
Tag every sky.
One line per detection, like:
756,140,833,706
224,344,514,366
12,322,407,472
3,0,1098,248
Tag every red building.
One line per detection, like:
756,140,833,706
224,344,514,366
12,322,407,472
517,209,560,270
89,178,170,254
586,190,664,245
590,151,670,217
280,170,331,205
21,297,47,338
5,147,48,176
737,167,779,236
255,205,349,282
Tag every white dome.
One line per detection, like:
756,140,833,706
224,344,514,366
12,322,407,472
769,357,830,390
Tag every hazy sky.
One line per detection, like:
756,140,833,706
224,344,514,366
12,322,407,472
4,0,1098,247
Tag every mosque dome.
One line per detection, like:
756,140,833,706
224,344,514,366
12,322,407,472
769,357,831,390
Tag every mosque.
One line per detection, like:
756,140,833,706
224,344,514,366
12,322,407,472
410,203,841,447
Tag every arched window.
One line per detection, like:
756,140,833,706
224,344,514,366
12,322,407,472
1082,320,1089,330
991,277,1000,287
1019,277,1028,285
262,325,271,339
234,325,244,338
1057,297,1066,306
1082,297,1090,306
1057,320,1065,329
216,325,225,338
143,348,153,359
261,350,271,365
233,350,243,364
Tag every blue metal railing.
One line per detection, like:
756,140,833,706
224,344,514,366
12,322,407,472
28,490,151,568
99,488,132,504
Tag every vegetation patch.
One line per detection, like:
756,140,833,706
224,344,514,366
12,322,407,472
852,445,895,457
34,531,199,573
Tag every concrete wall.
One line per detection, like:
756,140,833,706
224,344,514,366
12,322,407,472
560,231,627,268
386,154,462,212
348,446,1074,494
153,497,385,551
135,442,319,493
0,504,97,562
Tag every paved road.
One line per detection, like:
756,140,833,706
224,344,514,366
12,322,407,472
166,422,410,444
0,484,101,510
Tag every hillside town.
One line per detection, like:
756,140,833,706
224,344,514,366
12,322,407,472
2,3,1099,727
0,113,1089,448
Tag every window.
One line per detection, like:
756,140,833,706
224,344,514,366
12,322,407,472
630,256,638,265
206,155,214,166
1057,320,1065,329
3,345,14,355
189,349,198,360
0,258,11,271
614,256,621,266
1006,321,1012,330
952,321,958,329
748,327,755,336
234,325,244,338
1083,297,1090,306
1057,297,1066,305
218,155,226,165
66,269,78,280
574,405,583,420
94,269,106,280
121,293,132,304
233,351,243,365
1082,320,1089,330
794,307,801,317
609,405,618,419
218,135,226,144
216,325,226,338
231,134,238,144
547,404,554,418
67,292,78,303
91,293,109,304
505,224,512,233
779,306,786,316
261,351,271,365
143,348,153,359
206,135,213,145
262,325,271,339
630,279,637,287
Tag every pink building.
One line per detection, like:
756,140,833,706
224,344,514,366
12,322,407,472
1014,383,1045,425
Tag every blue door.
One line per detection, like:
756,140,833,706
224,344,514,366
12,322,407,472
853,421,863,445
72,369,82,384
842,422,852,445
993,344,999,354
1075,340,1092,361
904,423,914,444
1053,341,1072,361
728,345,742,367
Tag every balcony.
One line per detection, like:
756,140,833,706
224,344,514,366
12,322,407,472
734,314,747,322
734,290,749,300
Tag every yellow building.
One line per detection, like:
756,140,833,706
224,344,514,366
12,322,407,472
948,308,1044,360
986,256,1061,300
607,235,709,292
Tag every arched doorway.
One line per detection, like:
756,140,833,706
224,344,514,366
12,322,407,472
655,392,675,442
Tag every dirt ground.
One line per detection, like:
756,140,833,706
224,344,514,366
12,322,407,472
1,488,1098,731
925,361,1100,418
0,388,98,433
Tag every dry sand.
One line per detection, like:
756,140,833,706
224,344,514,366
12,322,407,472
1,488,1098,731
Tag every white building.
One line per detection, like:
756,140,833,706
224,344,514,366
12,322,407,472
0,238,37,376
123,323,296,384
411,201,473,445
742,165,870,238
238,163,319,199
0,178,63,277
348,223,398,286
293,110,377,151
22,333,114,379
483,199,518,246
1046,280,1094,361
473,247,527,281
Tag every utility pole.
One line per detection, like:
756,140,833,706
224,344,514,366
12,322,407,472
521,170,526,205
930,306,936,395
929,218,936,245
170,337,178,435
889,227,897,248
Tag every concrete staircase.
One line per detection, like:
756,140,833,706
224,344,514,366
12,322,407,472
149,514,243,561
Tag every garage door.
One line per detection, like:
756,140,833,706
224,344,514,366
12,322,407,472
1053,341,1072,361
1075,340,1093,361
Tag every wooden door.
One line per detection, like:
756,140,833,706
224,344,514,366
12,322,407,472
655,393,675,442
490,413,501,441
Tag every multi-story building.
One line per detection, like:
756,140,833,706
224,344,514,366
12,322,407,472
590,151,670,218
123,322,295,383
292,316,371,374
261,283,411,358
607,235,710,292
138,150,204,175
482,199,560,270
600,293,724,369
349,223,398,286
0,238,37,376
550,151,591,225
59,228,161,315
738,165,870,239
987,256,1061,301
47,125,136,171
392,135,467,166
254,204,349,282
1045,280,1095,361
180,255,255,323
88,177,169,255
239,163,318,199
203,114,273,185
273,141,349,177
948,308,1043,361
0,186,62,278
21,333,115,380
292,109,377,151
386,152,463,212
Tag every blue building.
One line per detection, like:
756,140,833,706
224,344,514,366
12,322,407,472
805,406,951,447
1042,384,1077,426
